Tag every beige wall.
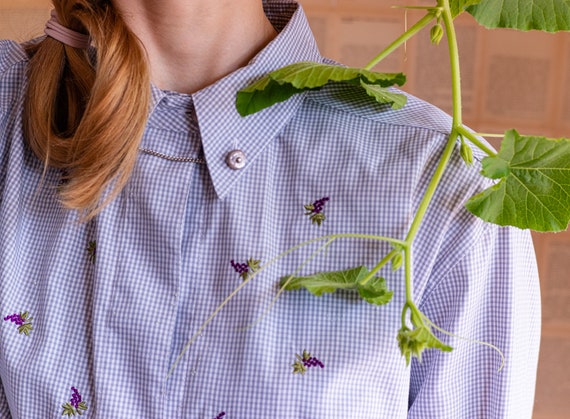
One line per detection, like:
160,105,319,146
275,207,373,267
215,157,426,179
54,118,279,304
1,1,569,417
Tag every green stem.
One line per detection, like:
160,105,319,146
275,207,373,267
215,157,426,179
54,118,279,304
405,130,459,243
364,11,438,71
422,315,505,371
404,246,413,303
401,302,410,328
400,0,463,312
405,0,462,244
359,248,400,286
441,0,462,129
457,126,497,157
391,5,443,10
475,133,504,138
290,233,406,249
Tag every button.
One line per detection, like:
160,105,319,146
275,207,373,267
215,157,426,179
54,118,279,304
225,150,246,170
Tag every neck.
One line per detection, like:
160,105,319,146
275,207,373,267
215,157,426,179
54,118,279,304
114,0,277,93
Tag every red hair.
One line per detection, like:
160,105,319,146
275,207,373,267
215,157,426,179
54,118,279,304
24,0,151,218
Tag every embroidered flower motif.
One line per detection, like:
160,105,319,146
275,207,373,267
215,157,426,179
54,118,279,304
214,412,226,419
4,311,33,336
304,197,330,226
87,241,96,264
230,258,261,280
292,350,324,375
61,387,87,416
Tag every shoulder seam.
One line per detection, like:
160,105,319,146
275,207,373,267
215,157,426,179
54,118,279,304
0,40,28,71
302,89,451,138
0,40,28,113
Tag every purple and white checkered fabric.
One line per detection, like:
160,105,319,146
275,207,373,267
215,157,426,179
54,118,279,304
0,1,540,418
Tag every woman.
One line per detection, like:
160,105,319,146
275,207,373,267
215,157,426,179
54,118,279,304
0,0,540,417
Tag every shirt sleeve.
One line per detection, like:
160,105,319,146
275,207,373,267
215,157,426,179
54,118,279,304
407,224,541,418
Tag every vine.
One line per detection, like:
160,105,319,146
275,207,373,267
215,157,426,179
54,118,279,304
170,0,570,378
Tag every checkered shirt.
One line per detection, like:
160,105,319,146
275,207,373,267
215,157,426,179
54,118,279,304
0,1,540,418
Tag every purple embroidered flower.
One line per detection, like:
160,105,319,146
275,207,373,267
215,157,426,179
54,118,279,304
292,350,324,375
4,312,33,336
214,412,226,419
62,387,87,416
304,197,330,226
4,313,24,326
70,387,81,409
231,258,261,280
87,241,96,264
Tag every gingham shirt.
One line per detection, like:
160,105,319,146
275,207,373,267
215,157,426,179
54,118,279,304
0,2,540,418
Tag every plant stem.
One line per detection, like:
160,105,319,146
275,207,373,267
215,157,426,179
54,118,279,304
422,315,505,371
475,133,504,138
404,246,413,303
441,0,462,129
401,0,464,313
405,0,462,244
359,248,400,286
405,130,459,243
363,11,438,71
401,302,410,327
457,126,497,157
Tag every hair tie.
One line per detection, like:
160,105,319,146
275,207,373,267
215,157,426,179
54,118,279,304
44,10,91,49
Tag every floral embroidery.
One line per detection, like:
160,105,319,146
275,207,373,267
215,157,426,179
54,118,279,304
230,258,261,280
214,413,226,419
292,350,324,375
61,387,87,416
304,197,330,226
87,241,96,264
3,311,33,336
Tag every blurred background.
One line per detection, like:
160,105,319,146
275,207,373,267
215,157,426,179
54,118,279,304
1,0,569,417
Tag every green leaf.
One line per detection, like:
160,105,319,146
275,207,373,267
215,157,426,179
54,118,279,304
467,0,570,32
466,129,570,232
269,61,405,88
360,81,407,110
236,75,307,117
450,0,483,18
281,266,368,296
358,276,394,305
281,266,393,306
398,308,453,365
236,62,406,116
398,324,453,365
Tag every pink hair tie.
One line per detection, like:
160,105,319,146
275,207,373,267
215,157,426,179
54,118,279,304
44,10,91,49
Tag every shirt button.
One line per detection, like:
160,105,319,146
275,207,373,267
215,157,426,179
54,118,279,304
225,150,246,170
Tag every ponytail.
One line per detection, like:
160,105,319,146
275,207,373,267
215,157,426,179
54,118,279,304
24,0,150,218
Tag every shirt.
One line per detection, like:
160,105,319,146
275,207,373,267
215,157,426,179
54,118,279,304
0,1,540,418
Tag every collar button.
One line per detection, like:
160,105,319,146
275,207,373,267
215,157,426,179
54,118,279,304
226,150,246,170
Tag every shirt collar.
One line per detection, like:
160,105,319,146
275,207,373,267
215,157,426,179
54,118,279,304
187,1,321,199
